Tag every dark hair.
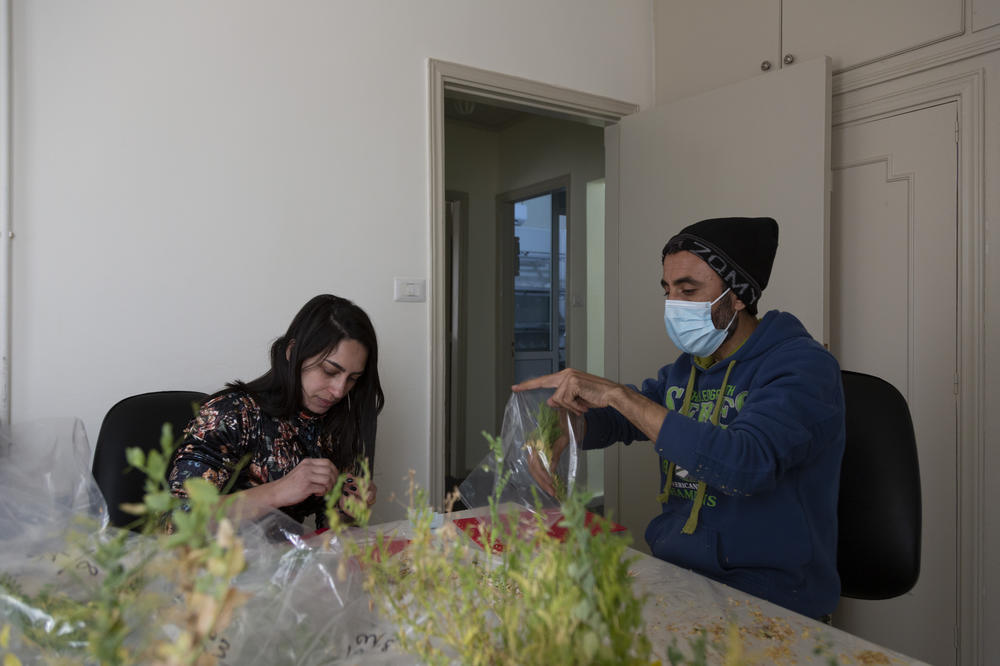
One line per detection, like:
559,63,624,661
661,237,683,263
226,294,385,471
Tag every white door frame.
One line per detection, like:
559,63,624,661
428,59,637,506
444,191,469,480
833,67,986,665
1,0,12,427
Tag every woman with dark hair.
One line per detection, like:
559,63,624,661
167,294,385,527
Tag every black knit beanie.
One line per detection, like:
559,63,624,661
662,217,779,316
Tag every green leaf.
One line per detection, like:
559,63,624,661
169,508,195,537
125,447,146,470
144,491,173,513
159,422,175,452
581,630,600,658
146,449,166,483
118,502,147,516
183,478,220,506
571,598,593,621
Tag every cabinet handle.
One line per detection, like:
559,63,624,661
760,60,772,71
783,53,795,65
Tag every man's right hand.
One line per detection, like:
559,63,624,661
513,368,626,416
515,367,669,444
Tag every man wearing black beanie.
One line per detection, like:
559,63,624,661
514,216,845,621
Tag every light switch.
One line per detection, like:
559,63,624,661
393,277,426,302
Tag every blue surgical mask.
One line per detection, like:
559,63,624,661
663,288,737,357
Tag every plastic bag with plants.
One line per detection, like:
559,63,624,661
0,416,764,665
458,388,583,519
0,417,400,666
353,429,652,666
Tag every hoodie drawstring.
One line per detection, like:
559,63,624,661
657,367,696,504
659,359,737,535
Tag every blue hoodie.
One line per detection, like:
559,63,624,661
583,310,845,618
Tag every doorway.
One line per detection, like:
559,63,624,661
510,186,567,384
492,178,571,405
443,103,599,496
429,60,637,506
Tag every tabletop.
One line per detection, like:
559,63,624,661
629,548,924,665
322,506,926,665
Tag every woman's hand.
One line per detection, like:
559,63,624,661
267,457,340,508
337,475,377,519
339,475,377,507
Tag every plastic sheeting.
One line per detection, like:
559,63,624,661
0,394,586,664
0,418,409,665
458,388,582,520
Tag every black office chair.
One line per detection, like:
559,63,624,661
92,390,207,529
837,370,921,599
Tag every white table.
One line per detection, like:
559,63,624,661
628,548,925,664
330,507,926,665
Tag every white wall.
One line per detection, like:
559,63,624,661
10,0,653,521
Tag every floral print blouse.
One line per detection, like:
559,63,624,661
167,391,337,526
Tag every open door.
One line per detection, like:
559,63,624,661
604,57,832,548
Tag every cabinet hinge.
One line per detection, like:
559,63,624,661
954,372,960,395
955,118,960,144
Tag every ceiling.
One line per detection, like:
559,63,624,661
443,96,533,131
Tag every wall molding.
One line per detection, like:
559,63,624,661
834,29,1000,96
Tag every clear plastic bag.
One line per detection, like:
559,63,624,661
208,531,408,665
0,418,117,663
0,418,109,550
458,388,582,517
0,417,412,665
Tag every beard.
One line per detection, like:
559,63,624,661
711,292,740,337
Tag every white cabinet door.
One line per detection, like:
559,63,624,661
604,56,831,550
654,2,965,104
653,0,779,104
783,0,964,72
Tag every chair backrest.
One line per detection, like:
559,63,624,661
838,370,921,599
92,390,207,529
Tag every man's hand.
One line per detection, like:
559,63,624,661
515,368,670,443
513,368,625,416
528,428,569,497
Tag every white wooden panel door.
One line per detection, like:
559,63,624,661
784,0,964,72
830,102,959,666
604,57,831,552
